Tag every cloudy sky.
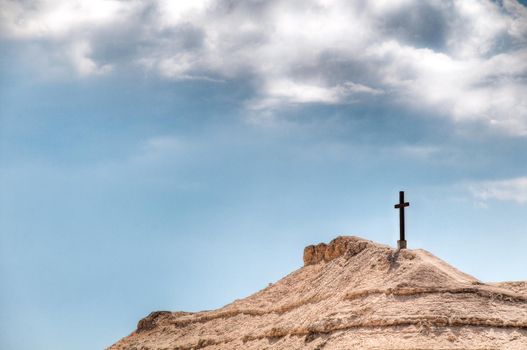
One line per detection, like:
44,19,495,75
1,0,527,349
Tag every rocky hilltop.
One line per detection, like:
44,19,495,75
108,236,527,349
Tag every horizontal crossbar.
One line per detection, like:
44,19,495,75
394,202,409,209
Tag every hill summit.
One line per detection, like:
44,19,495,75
108,236,527,349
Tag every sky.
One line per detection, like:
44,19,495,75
1,0,527,349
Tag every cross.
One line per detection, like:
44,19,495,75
394,191,410,249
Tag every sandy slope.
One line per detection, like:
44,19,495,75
108,236,527,350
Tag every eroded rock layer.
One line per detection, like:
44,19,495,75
108,236,527,350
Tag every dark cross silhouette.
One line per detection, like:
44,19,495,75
394,191,410,249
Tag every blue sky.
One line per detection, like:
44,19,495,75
1,0,527,349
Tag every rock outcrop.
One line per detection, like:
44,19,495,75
303,236,370,265
108,236,527,350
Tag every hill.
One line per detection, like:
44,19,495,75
108,236,527,349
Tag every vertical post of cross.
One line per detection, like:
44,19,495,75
394,191,410,249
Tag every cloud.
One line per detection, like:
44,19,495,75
0,0,132,39
1,0,527,134
249,80,384,110
397,145,440,159
469,176,527,204
70,40,112,76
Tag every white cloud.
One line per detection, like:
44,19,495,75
1,0,527,134
397,145,440,159
469,177,527,204
70,41,112,76
250,79,383,109
0,0,133,39
157,0,214,25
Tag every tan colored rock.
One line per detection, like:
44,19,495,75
491,281,527,295
136,311,170,332
314,243,327,262
323,236,350,261
303,245,316,265
304,236,370,265
108,236,527,350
